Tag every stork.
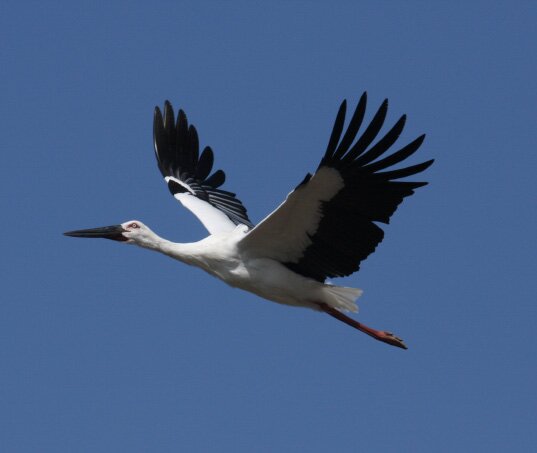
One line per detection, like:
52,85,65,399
65,93,433,349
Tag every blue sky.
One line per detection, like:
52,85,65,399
1,1,536,451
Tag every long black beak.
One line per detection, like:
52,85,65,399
63,225,128,241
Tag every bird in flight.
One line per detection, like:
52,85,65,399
65,93,433,349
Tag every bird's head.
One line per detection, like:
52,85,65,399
64,220,155,246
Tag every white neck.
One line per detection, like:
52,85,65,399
133,230,203,267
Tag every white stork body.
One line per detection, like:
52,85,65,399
132,223,360,312
65,93,433,349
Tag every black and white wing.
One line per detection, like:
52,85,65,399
239,93,434,282
153,101,253,235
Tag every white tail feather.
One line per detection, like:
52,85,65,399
323,285,363,312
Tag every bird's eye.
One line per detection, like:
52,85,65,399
130,223,139,229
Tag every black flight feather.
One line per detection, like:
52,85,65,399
154,101,253,228
284,93,433,282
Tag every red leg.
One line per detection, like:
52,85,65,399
318,303,408,349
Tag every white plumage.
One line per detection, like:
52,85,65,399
240,167,345,263
65,93,433,349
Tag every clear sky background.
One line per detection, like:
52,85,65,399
1,1,536,452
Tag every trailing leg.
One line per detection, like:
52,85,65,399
318,303,407,349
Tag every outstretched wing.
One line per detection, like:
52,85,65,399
153,101,253,235
239,93,433,282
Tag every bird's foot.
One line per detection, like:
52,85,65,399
375,331,407,349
